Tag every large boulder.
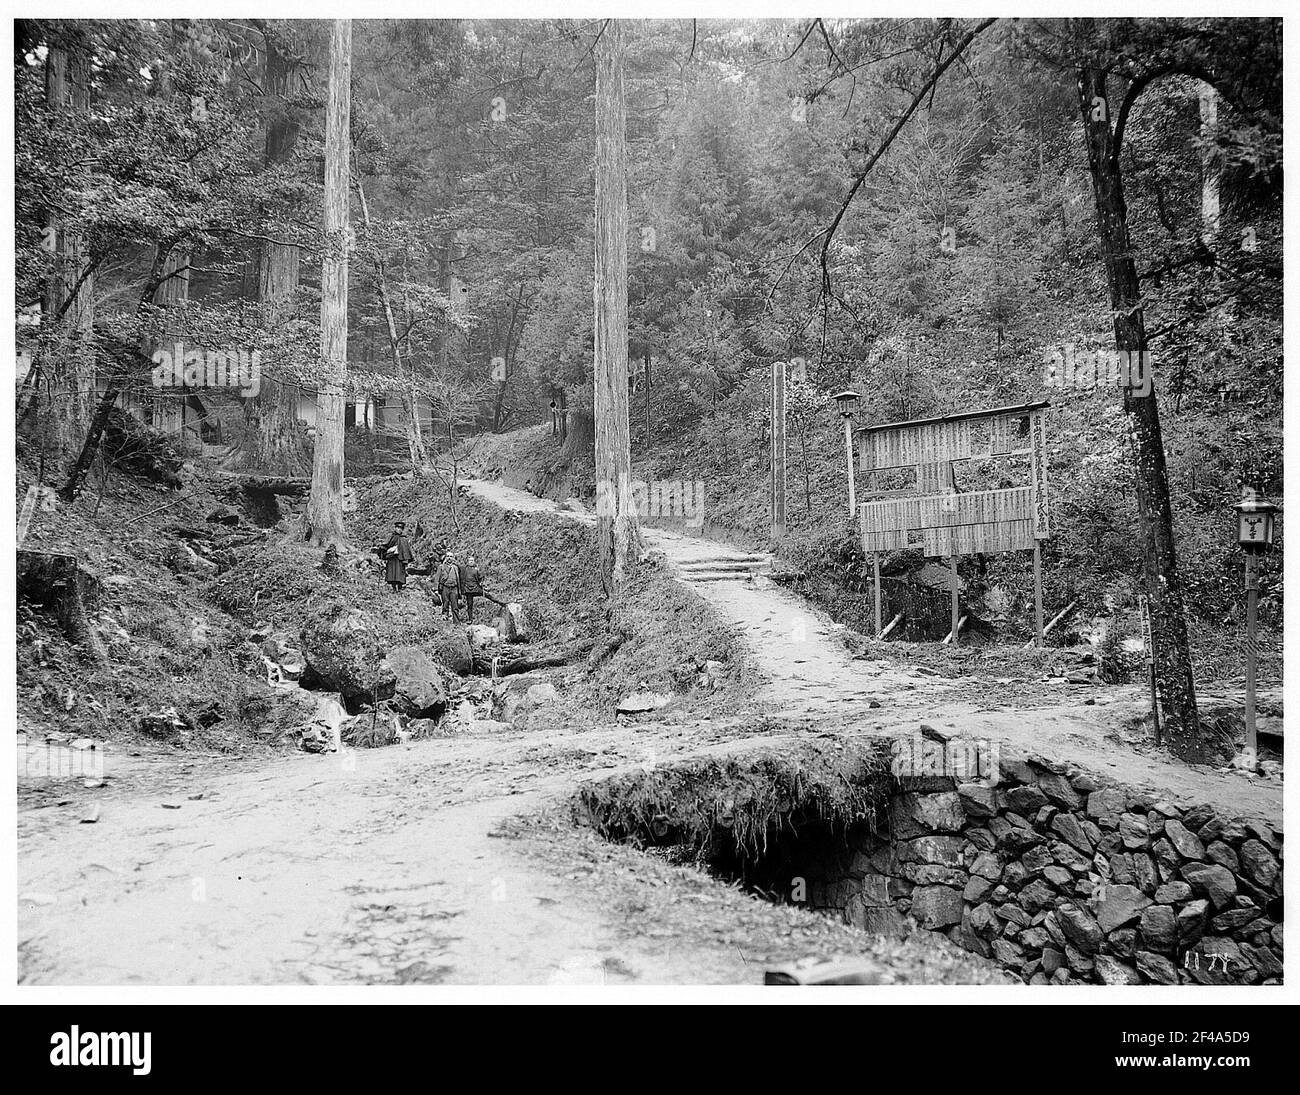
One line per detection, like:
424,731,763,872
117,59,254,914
387,646,448,719
498,603,529,643
300,602,395,704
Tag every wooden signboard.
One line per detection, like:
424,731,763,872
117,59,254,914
856,401,1052,645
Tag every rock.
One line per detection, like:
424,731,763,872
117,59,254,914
1138,905,1177,953
1019,879,1056,914
166,542,218,578
1057,905,1104,954
1176,899,1209,943
466,624,501,649
1238,839,1279,890
1071,773,1101,793
966,828,996,851
891,792,965,836
1161,819,1205,860
902,864,967,886
206,505,241,525
277,649,307,682
997,904,1032,929
898,835,964,866
858,907,910,938
1243,819,1280,851
1034,805,1059,831
964,876,994,904
991,939,1024,965
1109,927,1137,958
138,708,186,740
1002,861,1028,888
1043,865,1073,888
1132,853,1158,895
1064,944,1094,973
957,783,997,818
1020,927,1050,950
1021,845,1054,876
525,682,559,706
498,603,529,643
1240,944,1282,979
969,902,999,937
1036,773,1082,810
970,852,1001,881
1094,955,1142,985
1041,947,1066,974
1180,863,1237,910
80,804,100,824
1136,951,1177,984
1086,788,1126,822
1205,840,1239,873
1118,813,1150,849
1110,852,1135,885
617,691,671,715
300,603,394,704
1211,908,1256,933
1150,801,1182,819
1094,884,1152,933
1151,837,1179,877
386,646,448,719
1154,881,1192,904
910,886,964,930
1006,785,1049,813
1051,840,1092,874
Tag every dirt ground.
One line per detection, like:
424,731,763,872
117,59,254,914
15,477,1279,986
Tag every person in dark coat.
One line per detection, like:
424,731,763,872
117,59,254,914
382,522,415,592
437,552,462,621
458,555,485,622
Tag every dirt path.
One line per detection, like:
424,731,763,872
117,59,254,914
16,475,1276,986
463,477,1280,823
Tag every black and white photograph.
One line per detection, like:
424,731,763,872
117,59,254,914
6,0,1293,1058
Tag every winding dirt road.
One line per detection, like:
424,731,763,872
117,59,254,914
16,476,1277,985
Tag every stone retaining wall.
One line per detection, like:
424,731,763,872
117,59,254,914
805,752,1283,985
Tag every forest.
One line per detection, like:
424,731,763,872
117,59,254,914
16,16,1282,758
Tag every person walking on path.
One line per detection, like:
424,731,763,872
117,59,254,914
437,552,462,621
458,555,485,622
382,522,415,592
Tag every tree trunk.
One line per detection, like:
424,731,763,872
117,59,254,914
1078,67,1201,760
42,38,95,453
593,19,642,596
253,29,307,475
306,18,351,548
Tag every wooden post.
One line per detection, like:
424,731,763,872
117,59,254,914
873,551,882,636
949,554,960,646
1033,542,1044,646
771,360,786,537
1244,553,1259,764
842,415,856,517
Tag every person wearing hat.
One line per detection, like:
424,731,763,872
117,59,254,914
382,521,415,592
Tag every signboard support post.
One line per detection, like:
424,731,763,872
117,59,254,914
1244,553,1260,763
872,553,882,636
949,555,960,646
1033,543,1044,646
770,361,786,539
